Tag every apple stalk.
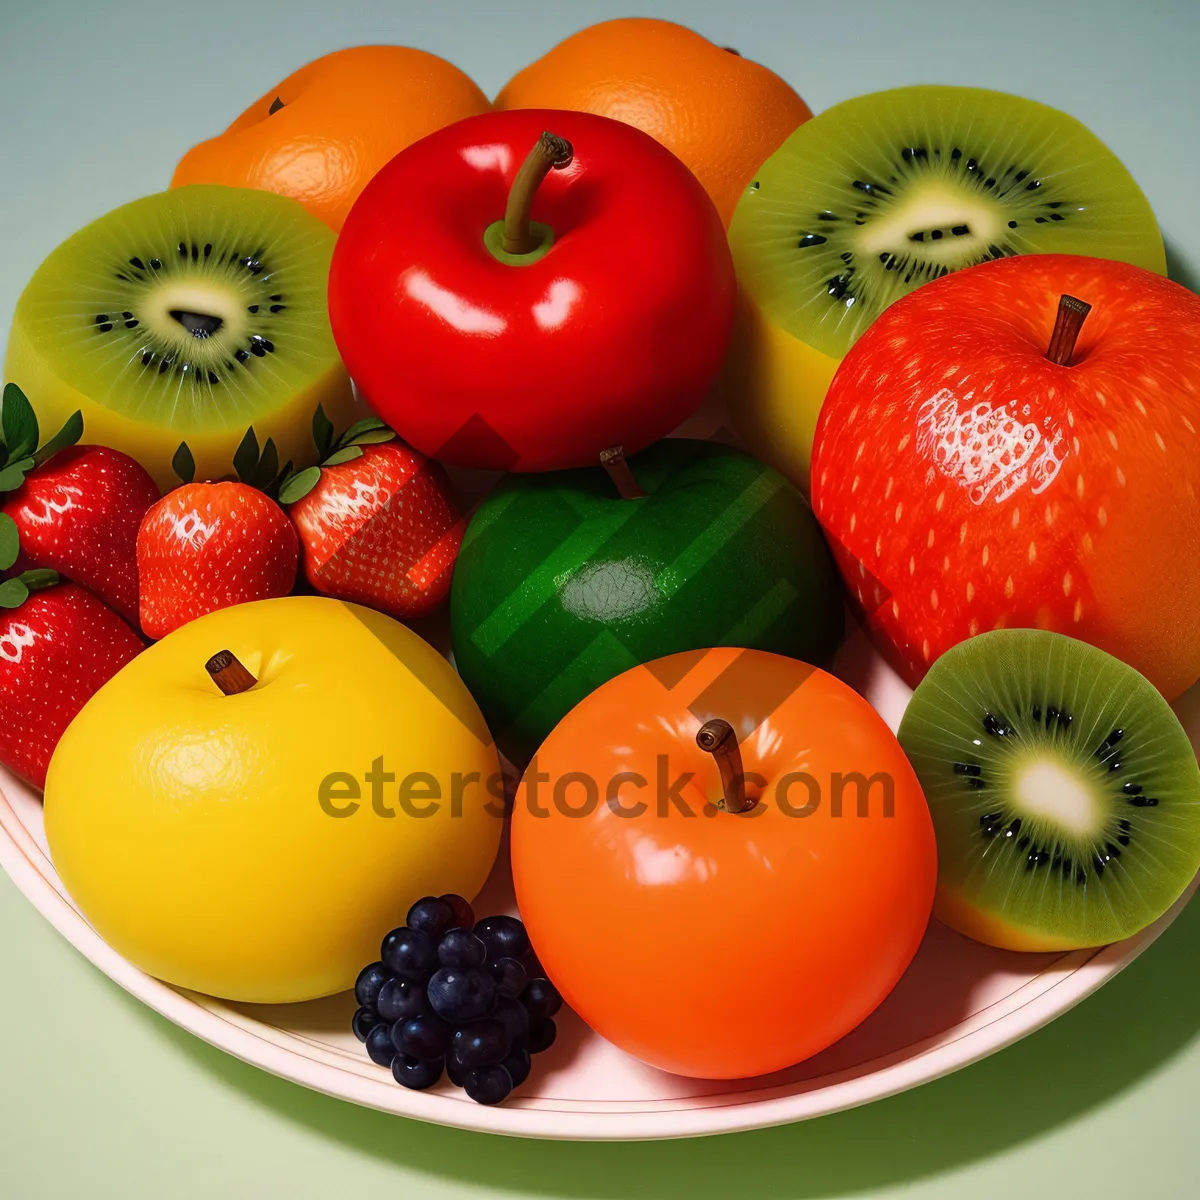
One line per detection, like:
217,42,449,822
696,718,756,814
599,445,646,499
206,649,257,696
501,132,574,255
1046,294,1092,366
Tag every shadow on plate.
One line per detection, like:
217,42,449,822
122,891,1200,1200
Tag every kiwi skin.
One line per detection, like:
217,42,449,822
898,629,1200,952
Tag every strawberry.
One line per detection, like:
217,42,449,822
0,383,158,624
137,432,298,639
282,410,464,619
811,255,1200,697
3,444,160,626
0,513,143,787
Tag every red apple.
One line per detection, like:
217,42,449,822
811,254,1200,697
328,109,736,471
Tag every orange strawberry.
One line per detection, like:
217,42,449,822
283,411,463,618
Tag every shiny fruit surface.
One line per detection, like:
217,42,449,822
511,647,935,1078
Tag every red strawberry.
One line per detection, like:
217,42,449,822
811,254,1200,697
285,424,463,619
138,482,299,639
3,445,159,625
0,582,143,789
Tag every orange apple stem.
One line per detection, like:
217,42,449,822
205,650,257,696
599,445,646,499
501,132,574,255
696,718,755,814
1046,294,1092,366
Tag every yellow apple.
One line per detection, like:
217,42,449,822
44,595,503,1003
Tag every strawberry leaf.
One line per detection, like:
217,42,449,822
1,383,39,465
33,409,84,468
172,442,196,485
347,428,397,447
0,457,35,493
17,568,58,592
323,445,364,468
312,404,335,460
0,513,19,572
278,466,321,505
335,416,388,449
0,578,29,609
267,460,295,500
233,426,260,484
251,437,280,492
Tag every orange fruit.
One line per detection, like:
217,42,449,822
511,647,936,1079
495,18,812,227
172,46,490,231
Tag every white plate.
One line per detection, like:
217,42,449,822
3,620,1196,1140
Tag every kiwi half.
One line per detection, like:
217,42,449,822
4,184,357,488
730,86,1167,360
898,629,1200,951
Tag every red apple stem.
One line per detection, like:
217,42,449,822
501,132,574,255
599,445,646,499
696,718,756,814
206,650,257,696
1046,294,1092,366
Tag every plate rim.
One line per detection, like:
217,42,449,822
1,775,1190,1141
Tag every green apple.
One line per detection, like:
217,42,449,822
450,439,843,765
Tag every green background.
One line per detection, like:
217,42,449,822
2,0,1199,1195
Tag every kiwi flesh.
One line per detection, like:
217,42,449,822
729,85,1167,360
4,184,357,488
898,629,1200,951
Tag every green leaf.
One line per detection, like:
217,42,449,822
0,457,35,492
267,460,294,500
17,568,58,592
0,578,29,609
323,445,364,468
1,383,39,464
233,426,260,484
335,416,388,448
347,428,397,447
33,410,84,468
278,466,321,505
251,437,280,492
312,404,335,460
0,513,19,572
172,442,196,485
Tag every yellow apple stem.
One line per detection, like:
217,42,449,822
696,718,755,814
501,132,574,255
599,445,646,499
1046,294,1092,366
205,650,257,696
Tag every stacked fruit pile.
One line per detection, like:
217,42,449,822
3,18,1200,1105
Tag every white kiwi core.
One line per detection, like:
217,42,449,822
854,179,1005,265
1012,757,1099,836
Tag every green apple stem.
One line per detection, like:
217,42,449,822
206,649,257,696
599,445,646,499
501,132,574,255
1046,294,1092,366
696,718,756,814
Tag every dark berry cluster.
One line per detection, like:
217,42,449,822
352,894,562,1105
